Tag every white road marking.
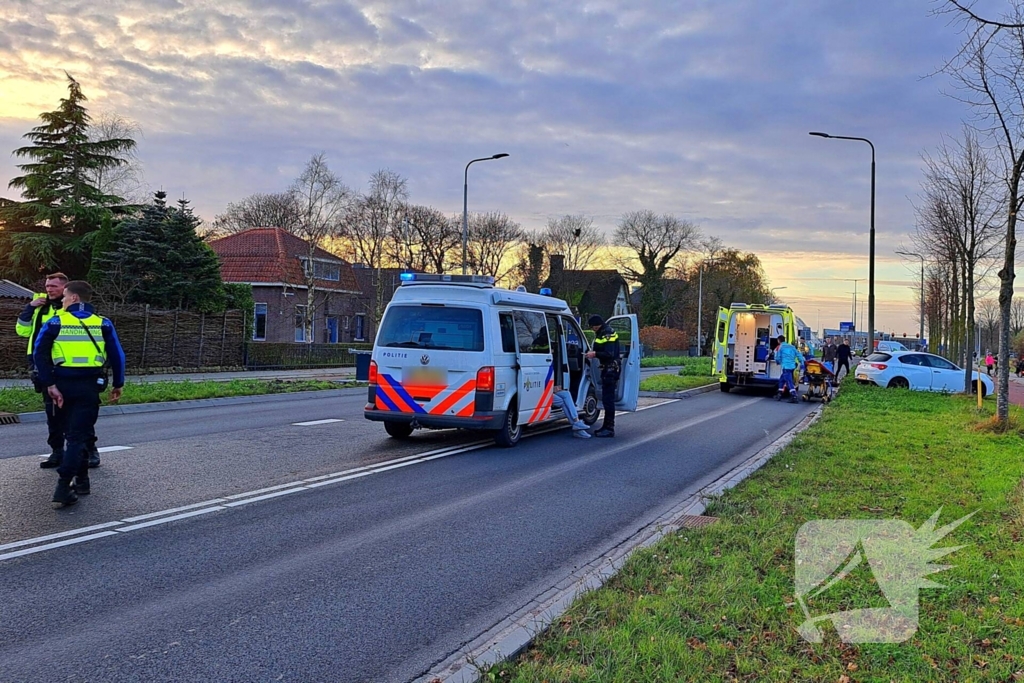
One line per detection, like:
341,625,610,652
0,531,121,562
36,445,133,458
117,507,226,532
291,419,345,426
3,398,696,561
634,399,680,412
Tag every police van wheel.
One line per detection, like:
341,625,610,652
580,388,600,426
493,403,521,448
384,422,414,439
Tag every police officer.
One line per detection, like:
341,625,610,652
33,280,126,508
585,315,621,438
16,272,102,469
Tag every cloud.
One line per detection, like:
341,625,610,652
0,0,992,331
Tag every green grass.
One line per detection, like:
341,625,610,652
640,374,715,393
0,378,357,414
488,381,1024,682
641,356,714,378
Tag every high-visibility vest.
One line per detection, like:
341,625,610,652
51,310,107,368
15,293,58,355
593,331,619,346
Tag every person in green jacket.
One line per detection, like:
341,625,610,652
16,272,100,469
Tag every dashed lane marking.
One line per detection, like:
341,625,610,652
291,419,345,426
36,445,133,458
2,398,691,562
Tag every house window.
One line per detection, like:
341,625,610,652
614,290,628,316
253,303,267,341
295,305,313,342
302,258,341,281
325,316,339,344
354,314,366,341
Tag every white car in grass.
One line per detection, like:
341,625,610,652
855,351,994,396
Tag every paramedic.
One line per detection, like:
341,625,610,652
774,335,804,403
33,281,126,508
585,315,620,438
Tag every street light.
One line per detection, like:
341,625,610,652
695,258,722,356
895,249,925,347
770,286,787,303
809,131,876,353
462,153,509,275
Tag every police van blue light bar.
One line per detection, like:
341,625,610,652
539,287,552,296
399,273,495,285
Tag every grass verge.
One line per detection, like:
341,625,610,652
0,378,356,414
488,381,1024,682
641,356,714,377
640,374,715,393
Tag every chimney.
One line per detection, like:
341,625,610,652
550,254,565,277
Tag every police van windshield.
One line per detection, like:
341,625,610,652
377,305,485,351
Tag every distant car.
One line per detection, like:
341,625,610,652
875,340,908,353
855,351,994,396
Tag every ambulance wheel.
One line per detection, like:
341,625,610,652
580,388,600,426
384,422,414,439
720,383,731,393
493,402,521,448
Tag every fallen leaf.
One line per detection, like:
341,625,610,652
847,662,859,671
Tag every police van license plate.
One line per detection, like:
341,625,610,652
403,367,447,387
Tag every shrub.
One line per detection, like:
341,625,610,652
639,325,688,351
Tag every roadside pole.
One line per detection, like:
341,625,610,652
978,357,983,409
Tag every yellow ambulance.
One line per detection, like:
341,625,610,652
712,303,799,392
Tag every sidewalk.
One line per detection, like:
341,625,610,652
0,367,356,389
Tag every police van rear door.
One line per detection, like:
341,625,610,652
607,314,640,412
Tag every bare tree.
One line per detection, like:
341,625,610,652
614,209,700,327
543,214,604,272
912,127,1002,386
465,212,524,284
343,169,409,327
86,112,148,205
292,153,351,343
941,0,1024,423
211,192,302,235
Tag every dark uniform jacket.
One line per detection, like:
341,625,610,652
33,303,127,389
593,324,622,368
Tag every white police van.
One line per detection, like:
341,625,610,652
364,273,640,447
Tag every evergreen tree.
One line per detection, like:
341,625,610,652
93,191,226,312
0,73,135,282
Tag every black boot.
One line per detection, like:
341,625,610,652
40,450,63,469
52,479,79,508
74,476,90,495
88,451,101,468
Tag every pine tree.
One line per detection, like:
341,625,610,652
0,73,135,282
93,191,226,312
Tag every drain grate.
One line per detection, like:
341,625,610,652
678,515,719,528
0,412,21,426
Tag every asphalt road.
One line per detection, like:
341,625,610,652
0,385,814,683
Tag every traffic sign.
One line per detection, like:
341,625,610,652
839,322,854,333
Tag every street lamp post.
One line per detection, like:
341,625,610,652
462,153,509,275
695,258,721,356
896,250,925,347
770,286,787,303
810,132,876,353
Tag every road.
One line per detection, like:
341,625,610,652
0,385,814,683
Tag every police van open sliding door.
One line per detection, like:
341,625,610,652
606,314,640,412
512,310,553,425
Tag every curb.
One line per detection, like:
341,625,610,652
418,404,824,683
15,386,366,423
638,382,717,399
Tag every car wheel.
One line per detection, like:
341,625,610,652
580,387,600,426
887,377,910,389
493,399,521,447
970,381,987,398
384,421,414,439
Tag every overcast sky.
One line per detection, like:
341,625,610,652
0,0,1017,335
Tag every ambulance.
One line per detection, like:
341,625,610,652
712,303,799,392
363,273,640,447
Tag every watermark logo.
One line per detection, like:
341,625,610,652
794,508,975,643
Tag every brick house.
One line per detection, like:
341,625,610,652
209,228,366,344
542,255,630,323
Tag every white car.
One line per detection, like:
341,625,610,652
875,340,908,353
855,351,994,396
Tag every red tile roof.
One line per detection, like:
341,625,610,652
208,227,360,293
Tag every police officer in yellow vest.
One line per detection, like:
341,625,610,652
585,315,621,438
16,272,69,467
33,281,126,508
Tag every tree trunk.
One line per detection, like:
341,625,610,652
996,170,1020,423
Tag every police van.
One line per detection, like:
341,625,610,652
364,273,640,447
712,302,799,392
